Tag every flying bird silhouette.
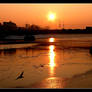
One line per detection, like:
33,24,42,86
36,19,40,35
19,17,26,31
16,71,24,80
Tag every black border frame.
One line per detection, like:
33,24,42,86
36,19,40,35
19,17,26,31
0,1,92,92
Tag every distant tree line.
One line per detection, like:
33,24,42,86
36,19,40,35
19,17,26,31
0,21,92,38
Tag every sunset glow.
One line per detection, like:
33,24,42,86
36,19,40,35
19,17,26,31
0,4,92,29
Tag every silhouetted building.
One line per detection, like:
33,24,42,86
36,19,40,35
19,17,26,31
86,27,92,30
30,24,41,30
0,23,2,27
3,21,17,31
25,24,31,29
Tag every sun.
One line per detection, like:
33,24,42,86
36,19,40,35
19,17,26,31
48,12,56,21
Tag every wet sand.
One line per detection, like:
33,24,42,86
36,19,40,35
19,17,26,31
28,77,68,88
25,69,92,88
65,69,92,88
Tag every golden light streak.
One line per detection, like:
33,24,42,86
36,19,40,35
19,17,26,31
49,45,56,76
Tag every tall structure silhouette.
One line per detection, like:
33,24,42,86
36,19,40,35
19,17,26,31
62,21,64,29
58,21,61,29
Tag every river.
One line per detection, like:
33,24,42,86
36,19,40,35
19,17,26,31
0,34,92,88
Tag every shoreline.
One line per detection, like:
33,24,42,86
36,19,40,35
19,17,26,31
0,43,39,50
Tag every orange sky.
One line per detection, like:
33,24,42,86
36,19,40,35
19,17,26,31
0,4,92,29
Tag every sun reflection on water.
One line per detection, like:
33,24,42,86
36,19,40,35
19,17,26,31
49,38,55,42
49,45,56,76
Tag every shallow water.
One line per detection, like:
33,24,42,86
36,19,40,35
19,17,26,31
0,34,92,88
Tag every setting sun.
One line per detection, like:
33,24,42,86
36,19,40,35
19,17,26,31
48,12,56,21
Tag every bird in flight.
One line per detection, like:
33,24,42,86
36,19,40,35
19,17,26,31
16,71,24,80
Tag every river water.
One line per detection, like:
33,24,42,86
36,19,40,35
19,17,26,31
0,34,92,88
